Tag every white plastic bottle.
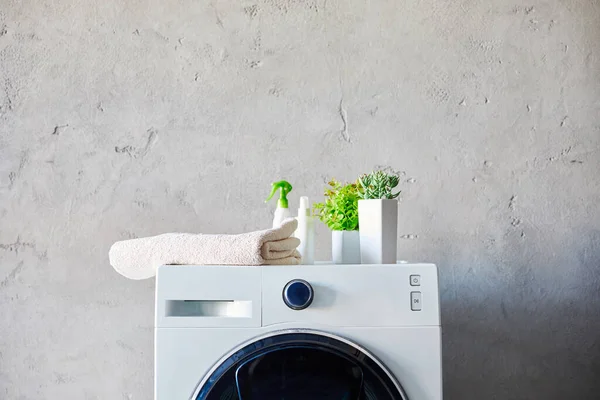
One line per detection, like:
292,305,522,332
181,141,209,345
273,206,293,228
295,196,315,265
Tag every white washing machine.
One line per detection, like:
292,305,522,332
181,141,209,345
155,263,442,400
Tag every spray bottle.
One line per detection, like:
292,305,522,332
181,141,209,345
266,180,293,228
295,196,315,265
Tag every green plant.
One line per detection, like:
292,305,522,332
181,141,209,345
313,180,360,231
358,170,401,199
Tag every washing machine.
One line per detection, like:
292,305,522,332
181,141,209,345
155,263,442,400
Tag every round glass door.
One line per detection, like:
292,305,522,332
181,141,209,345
194,330,407,400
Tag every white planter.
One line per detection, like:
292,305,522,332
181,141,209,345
331,230,361,264
358,199,398,264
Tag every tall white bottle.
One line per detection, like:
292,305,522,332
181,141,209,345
296,196,315,265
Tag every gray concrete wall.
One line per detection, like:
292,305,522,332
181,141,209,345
1,0,599,398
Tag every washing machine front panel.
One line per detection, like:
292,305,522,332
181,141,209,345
193,330,407,400
155,265,442,400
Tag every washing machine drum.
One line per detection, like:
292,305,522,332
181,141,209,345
195,332,407,400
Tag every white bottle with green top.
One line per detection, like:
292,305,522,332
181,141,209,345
265,180,293,228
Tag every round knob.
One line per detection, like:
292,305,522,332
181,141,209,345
282,279,314,310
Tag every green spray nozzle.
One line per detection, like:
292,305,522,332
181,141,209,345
265,180,293,208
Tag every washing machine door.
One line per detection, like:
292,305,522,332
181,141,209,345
193,330,408,400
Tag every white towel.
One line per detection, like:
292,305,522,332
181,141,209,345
109,218,301,280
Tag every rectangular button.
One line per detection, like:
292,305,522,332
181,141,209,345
411,292,422,311
410,275,421,286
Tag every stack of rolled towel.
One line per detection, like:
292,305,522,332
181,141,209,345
109,218,301,280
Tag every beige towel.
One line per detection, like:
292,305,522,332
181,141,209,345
109,218,301,280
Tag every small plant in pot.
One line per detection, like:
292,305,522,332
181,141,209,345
357,170,401,264
314,180,361,264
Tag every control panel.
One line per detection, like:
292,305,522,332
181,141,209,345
262,263,440,327
155,263,440,328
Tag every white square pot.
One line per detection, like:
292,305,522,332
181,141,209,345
358,199,398,264
331,230,361,264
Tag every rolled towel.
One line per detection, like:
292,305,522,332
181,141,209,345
109,218,301,280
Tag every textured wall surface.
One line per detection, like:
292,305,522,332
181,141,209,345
1,0,599,398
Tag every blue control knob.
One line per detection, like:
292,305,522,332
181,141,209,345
282,279,314,310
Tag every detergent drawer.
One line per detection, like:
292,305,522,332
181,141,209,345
155,265,262,328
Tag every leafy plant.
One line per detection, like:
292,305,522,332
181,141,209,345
313,180,360,231
358,170,401,199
